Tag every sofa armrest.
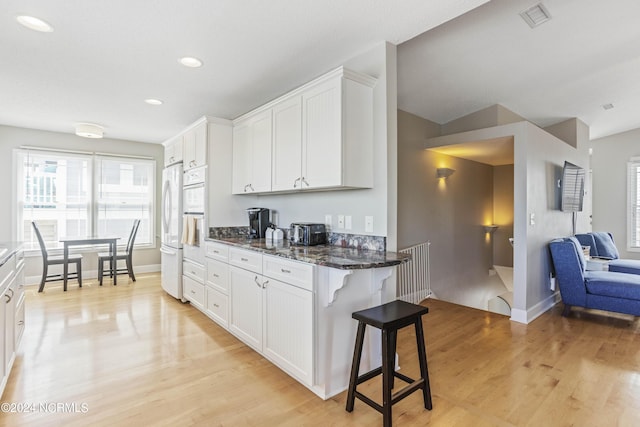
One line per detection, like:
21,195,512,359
549,239,587,307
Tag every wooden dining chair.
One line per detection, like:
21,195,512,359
32,221,83,292
97,219,141,285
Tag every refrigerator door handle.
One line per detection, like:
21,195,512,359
162,180,171,234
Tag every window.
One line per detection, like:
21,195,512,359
627,157,640,251
15,149,155,251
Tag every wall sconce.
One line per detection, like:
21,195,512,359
436,167,455,179
484,225,499,234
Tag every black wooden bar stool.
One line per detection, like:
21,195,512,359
346,300,432,427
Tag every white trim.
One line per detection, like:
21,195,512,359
24,263,160,286
510,292,561,324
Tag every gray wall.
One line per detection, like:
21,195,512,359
0,124,163,283
493,164,514,266
413,116,590,322
397,109,495,305
591,128,640,259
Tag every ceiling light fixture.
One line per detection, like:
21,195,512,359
145,98,163,105
179,57,203,68
75,123,104,139
520,3,551,28
16,15,54,32
602,103,614,110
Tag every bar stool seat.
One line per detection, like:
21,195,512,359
346,300,432,427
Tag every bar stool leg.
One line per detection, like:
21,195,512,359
389,329,397,390
382,328,394,427
415,318,432,410
346,321,366,412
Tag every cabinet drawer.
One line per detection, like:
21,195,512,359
183,260,205,283
15,296,25,348
205,242,229,262
229,247,262,273
263,255,314,291
206,259,229,293
206,287,229,328
183,276,205,309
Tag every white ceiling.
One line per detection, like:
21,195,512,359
0,0,487,144
399,0,640,140
2,0,638,145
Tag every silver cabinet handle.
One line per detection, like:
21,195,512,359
302,177,309,187
213,273,219,278
293,177,301,188
281,268,291,274
254,276,261,288
191,290,196,294
241,257,249,262
18,320,24,326
262,280,269,289
213,303,219,308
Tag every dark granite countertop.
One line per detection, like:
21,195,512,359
0,242,23,268
205,237,411,270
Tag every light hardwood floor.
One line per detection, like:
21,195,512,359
2,274,640,426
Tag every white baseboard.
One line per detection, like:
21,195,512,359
510,291,561,324
25,264,160,286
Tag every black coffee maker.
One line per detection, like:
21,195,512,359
247,207,270,239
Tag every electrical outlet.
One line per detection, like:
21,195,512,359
325,214,332,227
365,216,374,233
550,275,556,291
337,215,345,229
345,215,352,230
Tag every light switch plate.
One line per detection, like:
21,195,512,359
365,216,374,233
325,215,332,227
345,215,352,230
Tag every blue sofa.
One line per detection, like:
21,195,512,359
549,236,640,317
574,232,640,275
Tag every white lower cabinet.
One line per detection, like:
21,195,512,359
229,266,263,352
227,249,314,386
183,259,205,310
263,277,313,386
205,287,228,328
0,248,24,398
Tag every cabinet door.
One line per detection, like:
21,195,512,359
272,96,302,191
4,277,15,370
302,78,342,189
206,287,229,329
232,122,251,194
183,123,207,170
263,278,313,386
249,110,273,193
229,266,263,352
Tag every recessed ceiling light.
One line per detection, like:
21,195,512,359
145,99,163,105
520,3,551,28
16,15,54,32
602,103,614,110
75,123,104,138
179,57,203,68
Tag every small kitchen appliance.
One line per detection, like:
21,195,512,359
247,208,270,239
290,223,327,246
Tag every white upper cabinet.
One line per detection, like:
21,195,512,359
163,136,183,167
233,67,376,194
232,109,272,194
272,96,302,191
183,121,207,171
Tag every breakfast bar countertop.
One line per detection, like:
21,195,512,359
205,237,411,270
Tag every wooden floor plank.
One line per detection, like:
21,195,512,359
1,274,640,426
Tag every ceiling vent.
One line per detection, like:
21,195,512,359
520,3,552,28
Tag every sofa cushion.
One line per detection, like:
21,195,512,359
591,232,620,260
567,236,587,272
574,234,597,257
609,259,640,275
584,271,640,300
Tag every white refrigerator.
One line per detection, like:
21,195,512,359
160,162,184,300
